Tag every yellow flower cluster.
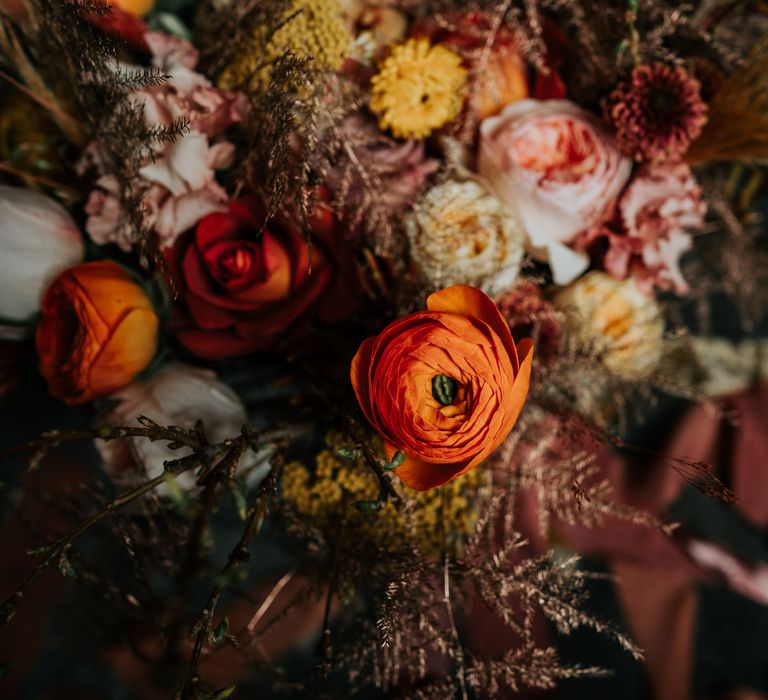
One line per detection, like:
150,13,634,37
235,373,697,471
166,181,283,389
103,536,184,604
370,38,468,140
281,432,483,557
219,0,351,91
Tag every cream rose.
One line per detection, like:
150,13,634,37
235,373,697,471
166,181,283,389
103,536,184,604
479,99,632,285
406,180,525,297
553,272,664,379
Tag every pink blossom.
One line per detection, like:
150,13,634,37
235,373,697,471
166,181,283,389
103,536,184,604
579,161,705,294
479,99,631,285
83,31,247,251
324,114,439,231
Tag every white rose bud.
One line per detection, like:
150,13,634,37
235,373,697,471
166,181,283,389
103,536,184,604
0,186,83,333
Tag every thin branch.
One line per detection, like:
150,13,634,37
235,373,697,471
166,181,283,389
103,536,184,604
343,415,402,510
0,451,202,623
174,455,284,700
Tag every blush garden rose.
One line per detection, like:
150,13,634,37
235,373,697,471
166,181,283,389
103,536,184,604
553,271,664,379
406,179,525,297
479,99,632,286
36,261,159,404
350,285,533,490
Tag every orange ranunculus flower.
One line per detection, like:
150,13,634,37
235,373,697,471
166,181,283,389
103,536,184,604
36,261,159,405
350,285,533,491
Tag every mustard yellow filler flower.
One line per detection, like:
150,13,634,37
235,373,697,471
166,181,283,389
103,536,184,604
219,0,351,91
282,431,482,557
370,38,468,139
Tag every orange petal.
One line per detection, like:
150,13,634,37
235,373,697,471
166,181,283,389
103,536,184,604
350,336,377,427
399,338,535,489
387,442,466,491
87,307,159,399
426,285,519,373
503,338,533,435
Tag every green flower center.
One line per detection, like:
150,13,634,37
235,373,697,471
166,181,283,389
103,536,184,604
432,374,459,406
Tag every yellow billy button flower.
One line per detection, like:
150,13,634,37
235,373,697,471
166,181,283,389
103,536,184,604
370,38,468,140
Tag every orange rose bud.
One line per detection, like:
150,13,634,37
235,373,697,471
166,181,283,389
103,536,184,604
36,261,159,405
107,0,154,18
350,285,533,491
473,45,529,120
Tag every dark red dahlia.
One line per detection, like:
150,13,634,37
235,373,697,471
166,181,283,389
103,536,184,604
604,63,708,162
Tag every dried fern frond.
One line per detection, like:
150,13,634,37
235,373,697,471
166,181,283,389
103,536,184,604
687,33,768,164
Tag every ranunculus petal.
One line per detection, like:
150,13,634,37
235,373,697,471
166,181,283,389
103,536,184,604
426,284,519,373
88,306,160,397
350,336,378,426
390,443,466,491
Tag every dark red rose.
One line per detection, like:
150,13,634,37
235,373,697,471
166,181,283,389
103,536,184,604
167,196,342,359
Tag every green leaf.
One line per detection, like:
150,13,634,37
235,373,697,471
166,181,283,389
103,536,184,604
149,12,193,41
336,447,360,461
26,544,53,557
229,482,248,521
212,616,230,646
354,499,383,513
385,450,405,471
96,424,115,440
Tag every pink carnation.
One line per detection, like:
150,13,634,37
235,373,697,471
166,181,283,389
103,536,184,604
83,31,247,251
578,161,706,294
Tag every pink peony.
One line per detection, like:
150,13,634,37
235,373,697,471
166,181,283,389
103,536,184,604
479,99,632,285
579,161,705,294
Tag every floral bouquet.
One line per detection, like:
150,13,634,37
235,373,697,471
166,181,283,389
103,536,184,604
1,0,767,697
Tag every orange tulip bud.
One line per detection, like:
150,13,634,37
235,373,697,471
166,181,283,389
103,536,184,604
36,261,159,405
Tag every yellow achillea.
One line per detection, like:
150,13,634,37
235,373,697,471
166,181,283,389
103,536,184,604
370,38,468,140
219,0,351,91
282,432,482,557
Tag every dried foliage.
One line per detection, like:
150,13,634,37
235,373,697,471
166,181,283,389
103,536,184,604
682,165,768,333
687,33,768,164
0,0,188,266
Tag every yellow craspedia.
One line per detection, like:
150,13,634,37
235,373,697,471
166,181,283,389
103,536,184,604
219,0,351,91
370,38,468,140
282,431,483,557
